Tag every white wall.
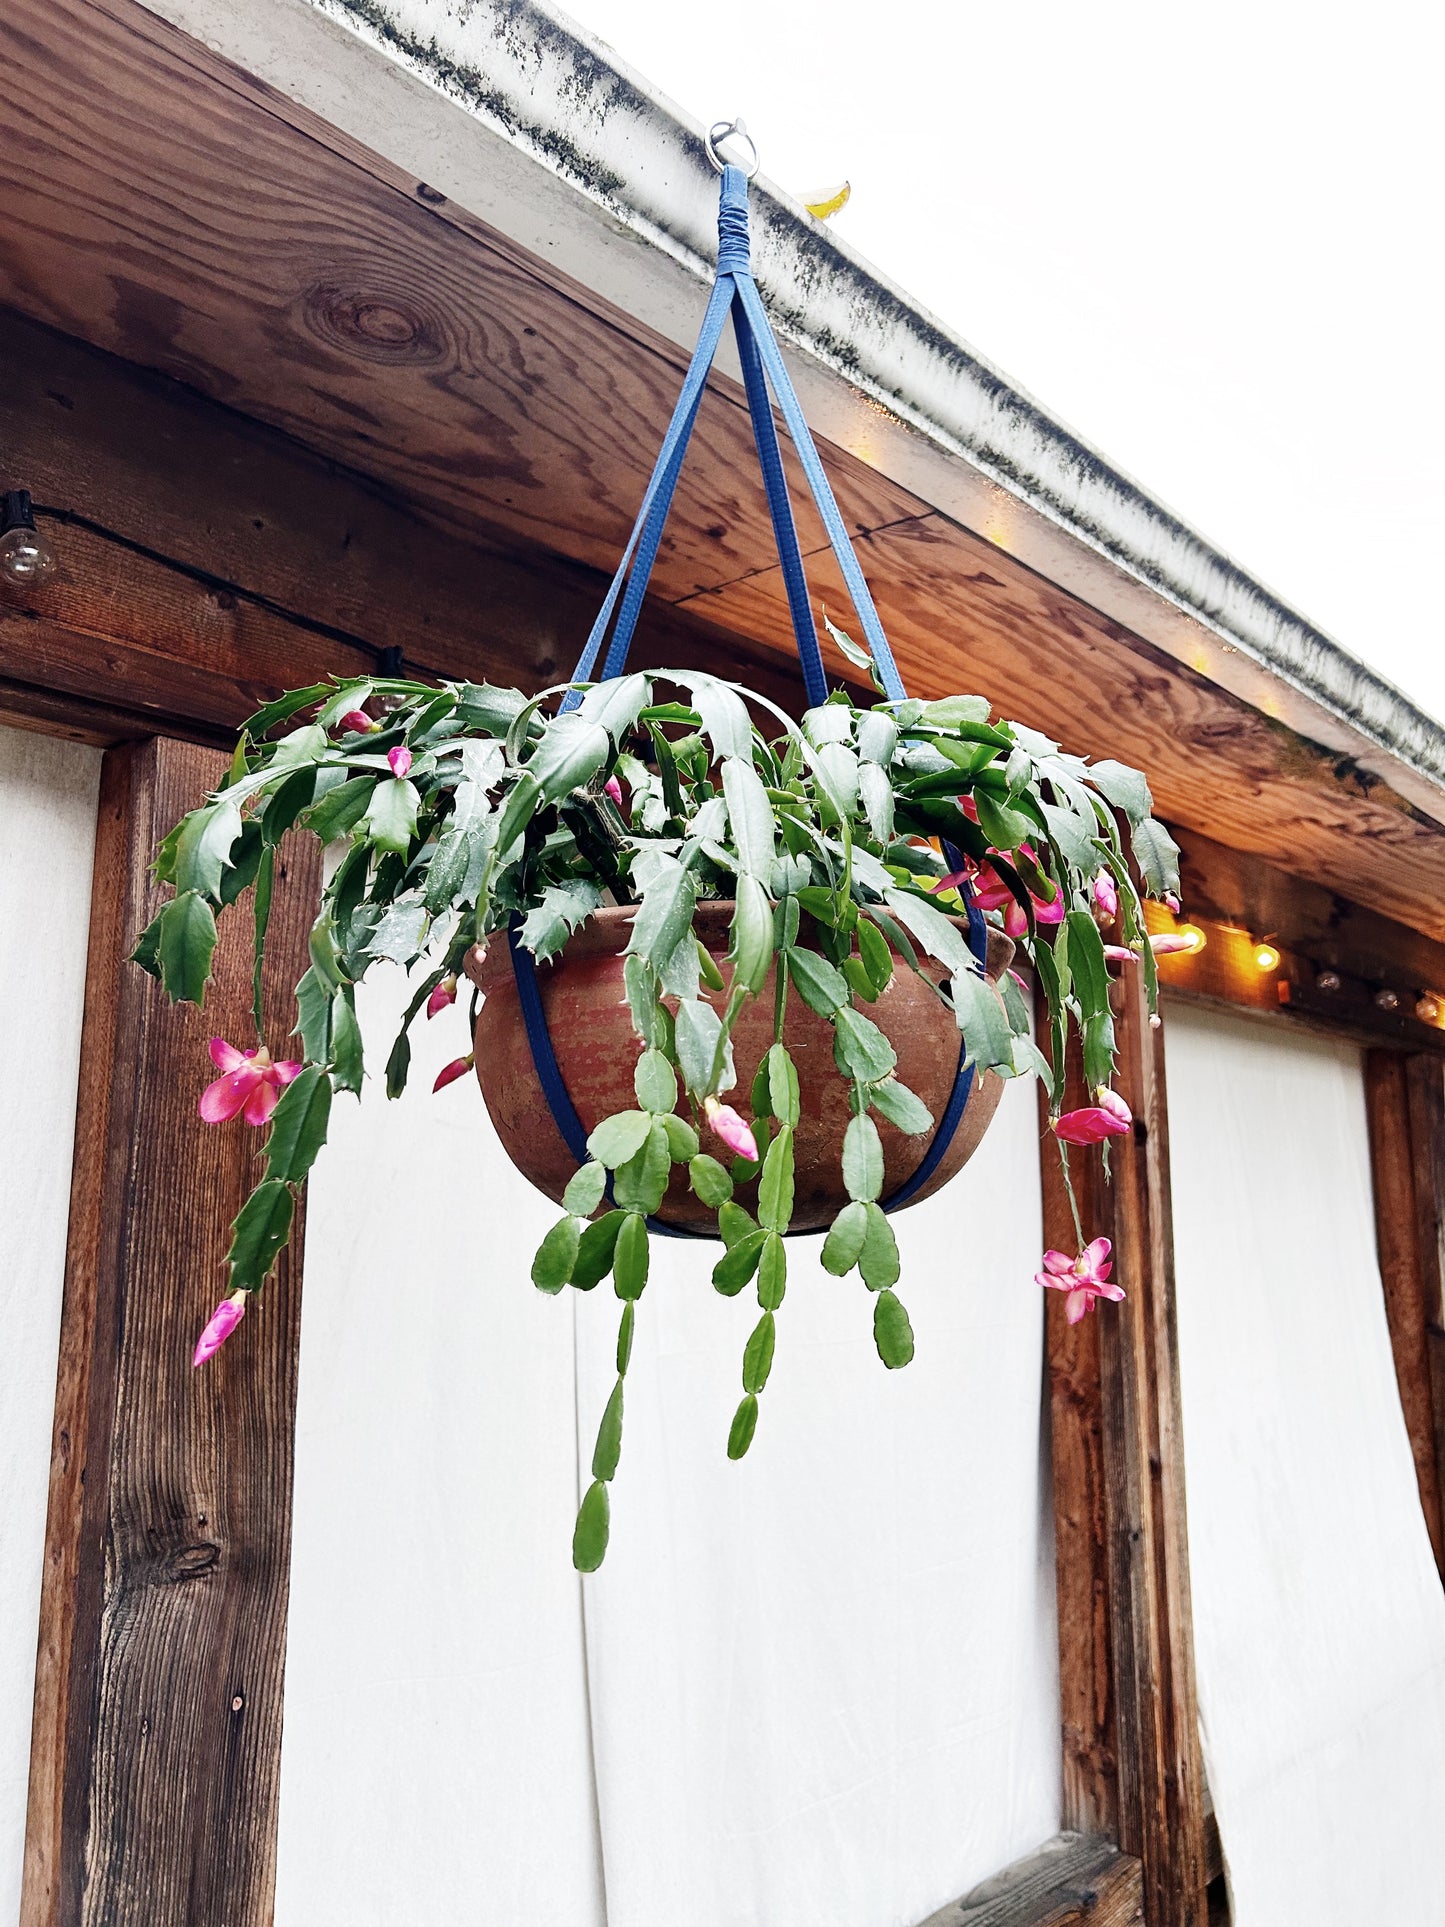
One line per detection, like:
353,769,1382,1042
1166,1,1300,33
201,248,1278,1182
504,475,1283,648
0,726,100,1920
279,969,1059,1925
1167,1006,1445,1925
275,966,606,1926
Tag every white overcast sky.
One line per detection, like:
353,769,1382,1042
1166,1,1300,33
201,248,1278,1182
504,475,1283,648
565,0,1444,724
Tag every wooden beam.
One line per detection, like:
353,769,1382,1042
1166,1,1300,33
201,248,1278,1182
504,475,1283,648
21,738,318,1927
1038,972,1209,1924
1363,1054,1445,1578
918,1833,1143,1927
0,307,828,735
4,0,1445,939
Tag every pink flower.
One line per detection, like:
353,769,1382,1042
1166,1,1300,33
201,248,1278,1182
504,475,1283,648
1104,945,1135,964
604,775,624,806
1052,1089,1132,1144
337,709,375,734
1162,893,1182,916
1035,1238,1125,1325
200,1039,302,1128
193,1290,248,1367
973,859,1064,937
427,974,458,1019
433,1052,474,1093
704,1096,758,1162
1092,870,1119,924
388,745,412,778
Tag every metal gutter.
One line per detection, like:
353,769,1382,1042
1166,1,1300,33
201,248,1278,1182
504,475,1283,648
146,0,1445,825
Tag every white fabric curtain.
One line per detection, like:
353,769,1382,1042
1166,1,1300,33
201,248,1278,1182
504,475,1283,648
1166,1005,1445,1925
0,727,100,1920
278,966,1059,1925
275,969,607,1926
576,1070,1059,1927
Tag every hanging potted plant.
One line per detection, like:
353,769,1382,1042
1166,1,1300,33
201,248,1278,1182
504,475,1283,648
131,151,1183,1570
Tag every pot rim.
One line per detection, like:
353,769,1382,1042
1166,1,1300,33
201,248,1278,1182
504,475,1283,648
464,900,1014,995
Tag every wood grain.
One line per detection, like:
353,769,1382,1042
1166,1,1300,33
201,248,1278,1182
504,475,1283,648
1037,977,1210,1924
1037,1022,1118,1842
21,738,319,1927
917,1834,1143,1927
3,0,1445,938
1364,1054,1445,1578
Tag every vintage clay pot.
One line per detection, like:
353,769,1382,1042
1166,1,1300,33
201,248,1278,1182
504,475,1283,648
465,902,1013,1234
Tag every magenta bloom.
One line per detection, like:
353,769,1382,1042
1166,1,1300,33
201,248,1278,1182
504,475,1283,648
200,1039,302,1128
704,1096,758,1162
604,775,624,806
1147,932,1197,956
1053,1088,1132,1144
1162,892,1182,916
387,745,413,779
1035,1238,1124,1325
433,1052,474,1093
972,860,1064,937
1092,870,1119,923
337,709,375,734
427,974,458,1020
193,1291,248,1367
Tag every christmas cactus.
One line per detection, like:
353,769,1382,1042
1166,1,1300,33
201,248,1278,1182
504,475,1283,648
134,649,1181,1568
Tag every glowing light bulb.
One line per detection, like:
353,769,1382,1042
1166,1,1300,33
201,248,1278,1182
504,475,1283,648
1415,992,1443,1027
1177,923,1207,954
1253,942,1281,972
0,491,57,588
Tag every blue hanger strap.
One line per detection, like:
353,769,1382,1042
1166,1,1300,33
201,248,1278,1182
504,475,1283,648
600,274,739,681
880,868,988,1212
564,272,736,705
733,294,829,708
732,271,908,705
508,921,711,1241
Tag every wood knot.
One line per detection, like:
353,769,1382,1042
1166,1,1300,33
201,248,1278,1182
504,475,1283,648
303,283,449,366
158,1541,221,1585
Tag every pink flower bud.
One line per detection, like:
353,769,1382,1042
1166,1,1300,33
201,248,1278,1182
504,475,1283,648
1162,893,1182,916
604,775,624,806
1148,933,1197,956
337,709,376,734
703,1096,758,1162
1094,1087,1132,1129
1103,945,1136,965
193,1291,247,1368
427,975,458,1020
1052,1092,1133,1144
1091,870,1119,924
433,1053,474,1093
388,745,413,779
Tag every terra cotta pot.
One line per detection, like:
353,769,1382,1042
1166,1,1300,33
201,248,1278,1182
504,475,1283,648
465,902,1013,1234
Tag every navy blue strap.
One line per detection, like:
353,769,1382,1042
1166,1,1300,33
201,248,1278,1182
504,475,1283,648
508,922,705,1240
732,293,828,707
509,920,589,1163
572,163,895,706
879,861,989,1212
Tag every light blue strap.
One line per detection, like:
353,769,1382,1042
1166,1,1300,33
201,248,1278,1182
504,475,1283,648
599,272,739,682
564,273,736,708
732,271,907,704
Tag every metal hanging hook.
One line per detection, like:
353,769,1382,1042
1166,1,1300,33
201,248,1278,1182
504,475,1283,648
705,118,759,180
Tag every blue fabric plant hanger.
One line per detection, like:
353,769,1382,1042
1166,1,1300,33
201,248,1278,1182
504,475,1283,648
512,144,988,1228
